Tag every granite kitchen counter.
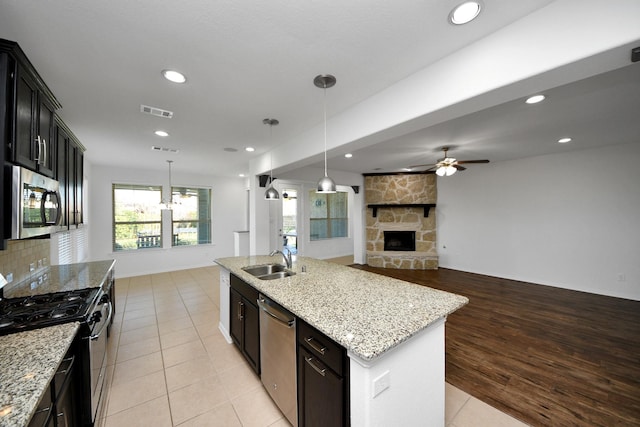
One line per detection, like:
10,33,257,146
215,255,468,361
0,322,79,427
3,260,115,299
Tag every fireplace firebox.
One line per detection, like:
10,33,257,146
383,231,416,251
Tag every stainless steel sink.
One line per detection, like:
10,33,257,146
258,271,295,280
242,264,296,280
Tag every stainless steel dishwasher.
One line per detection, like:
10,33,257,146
258,294,298,426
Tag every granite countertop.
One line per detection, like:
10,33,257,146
0,323,79,427
4,260,115,299
215,256,468,361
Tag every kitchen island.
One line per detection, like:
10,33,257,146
216,255,468,427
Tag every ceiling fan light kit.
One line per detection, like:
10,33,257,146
411,146,489,176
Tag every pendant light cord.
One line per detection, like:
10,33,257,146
269,124,274,183
323,84,328,177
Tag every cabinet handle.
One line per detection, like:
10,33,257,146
42,137,47,166
55,355,75,376
304,336,327,355
35,136,42,162
305,355,327,377
57,411,68,427
237,301,244,320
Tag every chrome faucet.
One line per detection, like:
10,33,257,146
270,249,292,269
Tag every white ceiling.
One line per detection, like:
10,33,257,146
0,0,639,177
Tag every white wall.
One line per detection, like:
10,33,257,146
88,164,247,278
437,142,640,301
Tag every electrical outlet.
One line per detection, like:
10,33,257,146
617,273,626,282
372,370,391,398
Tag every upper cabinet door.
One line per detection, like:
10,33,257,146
12,63,57,178
37,95,56,177
9,59,56,178
14,67,37,170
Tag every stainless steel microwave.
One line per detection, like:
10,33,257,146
8,165,62,239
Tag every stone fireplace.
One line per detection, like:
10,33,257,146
364,173,438,269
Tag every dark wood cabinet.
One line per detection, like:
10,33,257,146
297,318,350,427
229,274,260,374
0,53,10,249
2,40,60,178
1,38,81,250
28,345,78,427
54,116,85,229
52,351,78,427
55,119,69,228
68,138,83,226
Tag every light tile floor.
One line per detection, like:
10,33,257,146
100,266,530,427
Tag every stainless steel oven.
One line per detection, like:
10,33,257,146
85,290,112,425
7,164,62,239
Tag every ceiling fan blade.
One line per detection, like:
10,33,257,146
456,159,490,164
453,165,467,171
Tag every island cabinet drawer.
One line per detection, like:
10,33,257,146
230,273,259,303
297,318,346,376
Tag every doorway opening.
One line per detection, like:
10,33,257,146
281,189,298,254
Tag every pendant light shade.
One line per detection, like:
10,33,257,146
317,175,337,193
263,118,280,200
265,185,279,200
314,74,337,193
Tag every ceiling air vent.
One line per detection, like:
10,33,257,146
140,104,174,119
151,146,179,153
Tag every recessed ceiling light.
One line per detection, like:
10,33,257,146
525,94,546,104
344,153,353,158
154,130,169,137
558,137,572,143
224,147,238,152
162,69,187,83
245,147,255,152
449,1,482,25
239,173,246,177
403,168,413,172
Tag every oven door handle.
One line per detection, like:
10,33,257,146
89,301,113,341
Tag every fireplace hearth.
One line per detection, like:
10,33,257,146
384,231,416,251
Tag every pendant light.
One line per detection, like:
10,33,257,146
314,74,337,193
263,118,280,200
161,160,175,209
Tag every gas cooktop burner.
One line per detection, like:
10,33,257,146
0,288,99,335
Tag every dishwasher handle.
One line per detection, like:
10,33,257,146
257,296,295,328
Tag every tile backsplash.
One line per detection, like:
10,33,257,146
0,239,51,286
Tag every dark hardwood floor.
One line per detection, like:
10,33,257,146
351,265,640,427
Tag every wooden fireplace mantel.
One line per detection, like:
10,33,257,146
367,203,436,218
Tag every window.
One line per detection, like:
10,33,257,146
309,190,348,241
171,186,212,246
113,184,162,251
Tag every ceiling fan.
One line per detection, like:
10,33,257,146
411,146,489,176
